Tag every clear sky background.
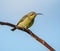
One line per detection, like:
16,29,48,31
0,0,60,51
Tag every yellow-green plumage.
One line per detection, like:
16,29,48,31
17,12,36,28
17,16,34,28
11,11,42,31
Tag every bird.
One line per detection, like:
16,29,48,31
11,11,42,31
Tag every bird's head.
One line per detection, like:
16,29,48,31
27,11,43,19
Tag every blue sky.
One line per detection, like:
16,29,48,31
0,0,60,51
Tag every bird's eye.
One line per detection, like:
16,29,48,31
30,14,34,16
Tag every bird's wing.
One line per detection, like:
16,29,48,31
17,15,28,25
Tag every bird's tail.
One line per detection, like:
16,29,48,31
11,28,16,31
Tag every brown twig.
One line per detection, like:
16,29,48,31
0,22,55,51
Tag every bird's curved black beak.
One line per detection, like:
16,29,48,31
37,13,43,15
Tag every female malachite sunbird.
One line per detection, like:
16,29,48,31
11,11,42,31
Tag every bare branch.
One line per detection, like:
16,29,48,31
0,22,55,51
